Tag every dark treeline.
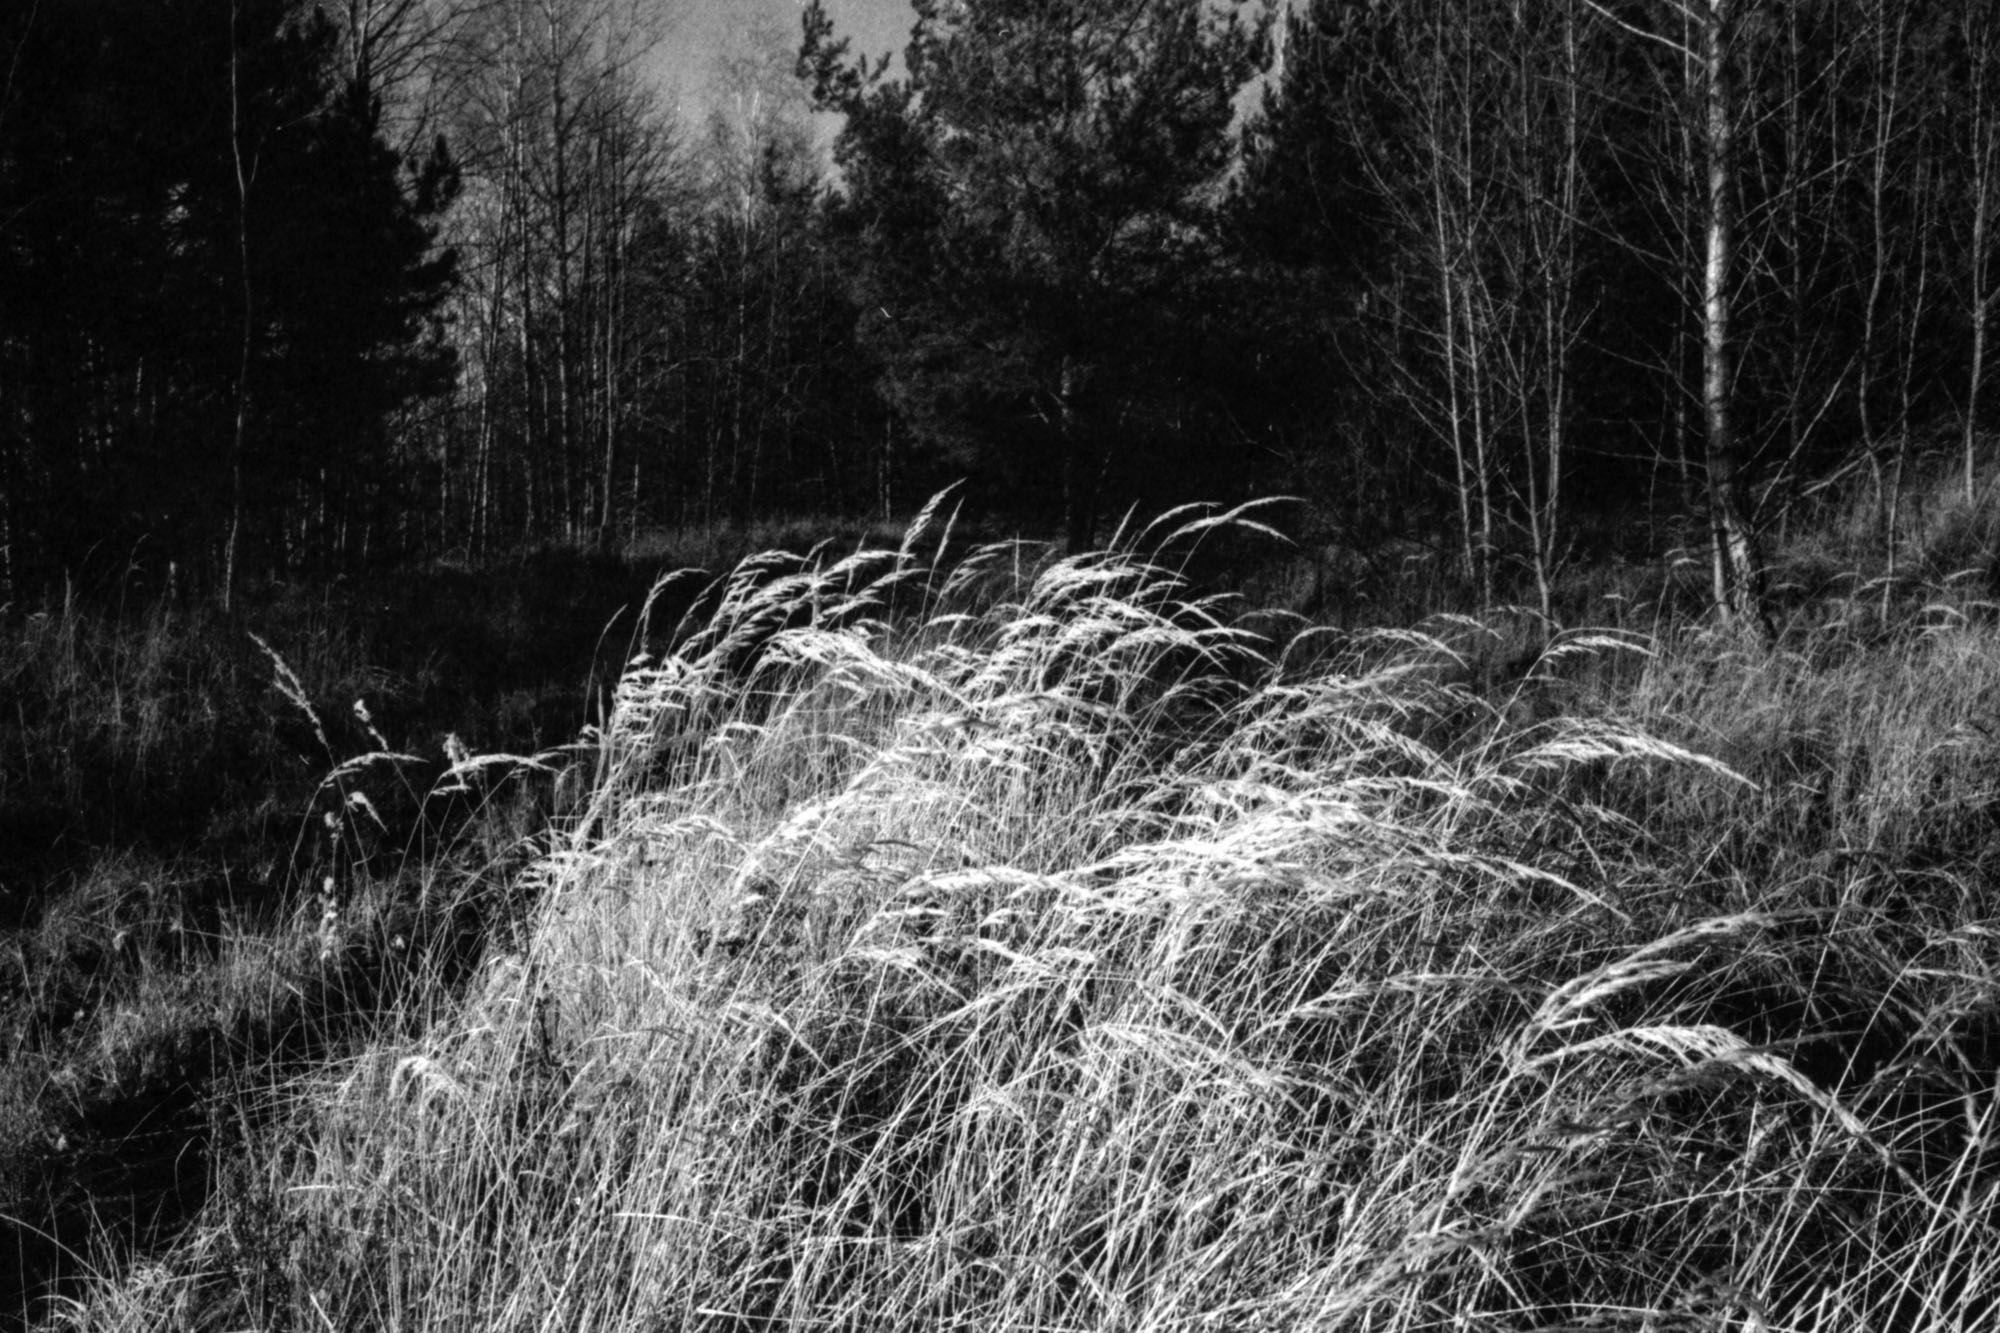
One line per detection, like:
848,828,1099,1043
3,0,1997,624
1239,0,2000,621
0,0,457,600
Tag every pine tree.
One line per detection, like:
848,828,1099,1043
0,0,458,593
800,0,1269,548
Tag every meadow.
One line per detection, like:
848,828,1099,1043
6,478,2000,1332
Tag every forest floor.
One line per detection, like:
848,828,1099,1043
7,481,2000,1332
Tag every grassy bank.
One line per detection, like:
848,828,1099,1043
0,545,683,1325
0,512,971,1325
14,493,1997,1331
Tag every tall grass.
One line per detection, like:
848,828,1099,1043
57,500,2000,1332
0,574,592,1330
0,582,413,883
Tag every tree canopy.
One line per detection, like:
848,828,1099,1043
799,0,1270,548
0,0,457,596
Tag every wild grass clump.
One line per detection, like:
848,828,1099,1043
0,577,599,1330
62,500,2000,1332
1614,618,2000,899
0,584,413,892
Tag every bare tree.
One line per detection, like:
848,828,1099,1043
1499,0,1593,618
1956,0,2000,503
1590,0,1770,630
1698,0,1768,629
1333,0,1600,611
434,0,676,550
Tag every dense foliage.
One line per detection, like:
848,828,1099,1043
799,0,1270,547
5,0,1998,628
0,0,458,596
1236,0,2000,619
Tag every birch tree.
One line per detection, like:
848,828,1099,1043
435,0,673,550
1953,0,2000,502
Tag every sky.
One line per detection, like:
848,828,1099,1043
642,0,1285,154
647,0,912,128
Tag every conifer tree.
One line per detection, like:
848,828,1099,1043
799,0,1269,548
0,0,457,593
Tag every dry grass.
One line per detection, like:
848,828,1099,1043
0,573,596,1330
42,497,2000,1332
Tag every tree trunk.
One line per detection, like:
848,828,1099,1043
1058,357,1097,551
224,0,254,609
1433,164,1477,590
1967,10,1998,504
1701,0,1768,634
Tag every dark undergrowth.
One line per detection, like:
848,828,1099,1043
0,535,785,1328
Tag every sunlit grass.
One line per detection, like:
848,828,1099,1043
43,496,2000,1332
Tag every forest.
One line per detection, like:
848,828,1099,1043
5,0,2000,1329
2,0,1991,614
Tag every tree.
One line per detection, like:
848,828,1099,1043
433,0,671,552
1240,0,1603,613
1693,0,1768,629
1231,0,1422,553
799,0,1270,549
1955,0,2000,502
1237,0,1993,623
0,0,458,596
